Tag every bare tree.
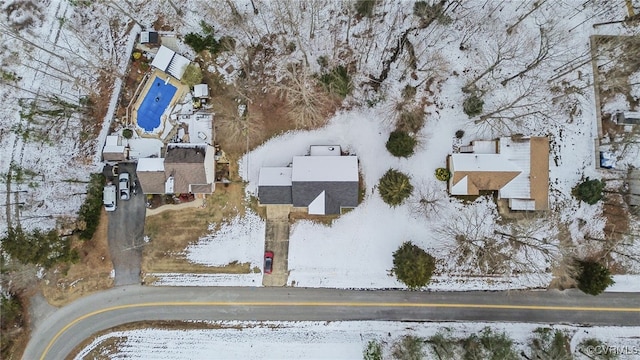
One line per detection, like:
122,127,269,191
409,181,448,218
462,35,523,93
505,0,549,35
271,63,334,129
437,201,559,276
474,79,555,136
501,26,553,86
436,201,508,274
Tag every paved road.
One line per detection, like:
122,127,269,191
24,286,640,360
106,162,145,285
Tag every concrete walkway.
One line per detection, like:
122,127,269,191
262,205,292,287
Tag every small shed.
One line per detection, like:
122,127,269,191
193,84,209,98
140,31,159,44
102,135,126,162
615,111,640,125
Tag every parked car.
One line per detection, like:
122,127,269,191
264,251,274,274
119,172,130,200
103,184,117,212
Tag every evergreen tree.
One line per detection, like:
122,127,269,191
392,241,436,289
572,178,605,205
576,260,614,295
1,227,78,269
378,169,413,206
386,130,417,157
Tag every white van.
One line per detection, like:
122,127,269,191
103,184,117,212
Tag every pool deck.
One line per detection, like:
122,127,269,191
130,68,189,139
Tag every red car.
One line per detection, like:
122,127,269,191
264,251,274,274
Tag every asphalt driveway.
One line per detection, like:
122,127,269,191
106,162,145,286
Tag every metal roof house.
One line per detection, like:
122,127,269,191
258,146,359,215
448,136,549,211
150,45,190,81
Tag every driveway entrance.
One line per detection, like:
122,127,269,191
262,205,291,286
107,162,146,286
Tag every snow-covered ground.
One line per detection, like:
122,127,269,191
74,321,640,360
148,211,266,286
2,0,638,291
130,0,640,290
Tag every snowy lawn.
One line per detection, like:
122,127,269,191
75,321,640,360
239,106,600,290
148,210,266,286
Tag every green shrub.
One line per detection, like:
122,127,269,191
572,177,605,205
122,128,133,139
78,173,105,240
354,0,377,18
528,329,572,360
319,65,353,98
392,241,436,290
576,260,614,295
317,55,329,69
184,21,221,54
462,328,519,360
363,340,382,360
378,169,413,206
386,130,417,157
455,130,464,139
463,94,484,117
435,168,450,181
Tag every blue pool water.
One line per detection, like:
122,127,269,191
137,77,177,132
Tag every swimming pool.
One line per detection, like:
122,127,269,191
136,76,177,132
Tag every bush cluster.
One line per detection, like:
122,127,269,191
184,21,222,54
122,128,133,139
378,169,413,206
435,167,450,181
318,65,353,98
78,173,105,240
386,130,417,157
463,94,484,117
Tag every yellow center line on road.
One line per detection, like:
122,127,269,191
40,301,640,360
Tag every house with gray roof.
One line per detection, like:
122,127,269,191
258,146,359,215
136,143,215,195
